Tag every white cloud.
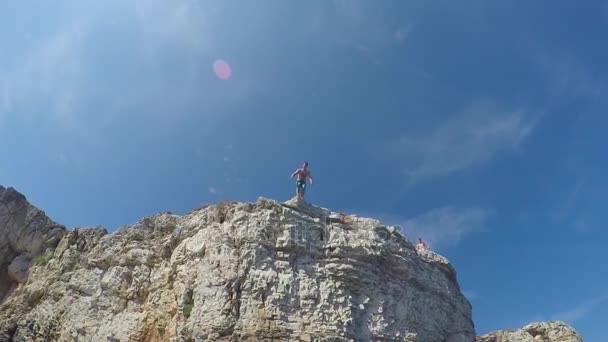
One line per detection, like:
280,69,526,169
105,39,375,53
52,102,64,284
555,179,585,220
329,0,414,56
392,206,491,249
550,178,598,233
133,0,212,56
531,49,603,103
0,0,257,133
551,294,608,323
208,187,217,195
1,23,86,126
462,289,476,301
515,293,608,331
386,101,538,185
394,26,412,43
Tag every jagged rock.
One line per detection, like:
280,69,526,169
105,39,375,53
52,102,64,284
0,186,66,303
0,188,585,342
0,195,474,341
476,321,583,342
7,255,30,284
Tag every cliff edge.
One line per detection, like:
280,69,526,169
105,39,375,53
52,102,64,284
0,187,582,341
0,186,66,304
476,321,583,342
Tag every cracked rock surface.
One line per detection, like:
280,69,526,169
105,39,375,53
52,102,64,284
0,187,582,341
0,186,66,303
476,321,583,342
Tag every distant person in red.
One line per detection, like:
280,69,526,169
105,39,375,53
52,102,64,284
416,238,428,252
290,162,313,200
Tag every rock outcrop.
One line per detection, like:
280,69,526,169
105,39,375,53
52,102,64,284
476,321,583,342
0,186,66,303
0,193,474,341
0,187,584,341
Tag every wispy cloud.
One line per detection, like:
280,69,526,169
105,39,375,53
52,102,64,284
462,289,477,301
550,293,608,323
208,187,217,195
559,179,585,217
329,0,414,56
531,49,603,103
0,1,256,133
385,101,539,185
1,23,86,127
133,0,212,56
551,178,593,233
389,206,491,249
394,26,412,43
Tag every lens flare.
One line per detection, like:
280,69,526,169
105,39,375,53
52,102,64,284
213,60,232,80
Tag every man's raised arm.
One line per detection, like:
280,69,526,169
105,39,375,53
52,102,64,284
290,169,299,179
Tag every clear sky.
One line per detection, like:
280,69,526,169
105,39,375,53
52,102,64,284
1,1,607,340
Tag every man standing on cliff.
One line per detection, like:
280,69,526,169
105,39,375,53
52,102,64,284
416,238,428,253
290,162,313,200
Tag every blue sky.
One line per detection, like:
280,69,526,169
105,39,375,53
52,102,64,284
1,0,607,339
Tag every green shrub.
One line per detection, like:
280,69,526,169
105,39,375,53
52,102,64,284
182,303,193,318
34,251,53,266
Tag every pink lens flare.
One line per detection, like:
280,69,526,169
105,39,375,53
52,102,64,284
213,60,232,80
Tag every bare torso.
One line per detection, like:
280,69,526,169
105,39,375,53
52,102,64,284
296,169,310,181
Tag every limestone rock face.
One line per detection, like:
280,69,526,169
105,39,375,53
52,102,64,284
476,321,583,342
0,196,474,341
7,255,30,284
0,189,585,342
0,186,66,302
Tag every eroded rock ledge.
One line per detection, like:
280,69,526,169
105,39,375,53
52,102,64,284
0,187,583,341
0,186,66,304
476,321,583,342
0,193,473,341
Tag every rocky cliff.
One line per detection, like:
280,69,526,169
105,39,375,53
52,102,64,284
0,186,66,304
476,321,583,342
0,187,582,341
